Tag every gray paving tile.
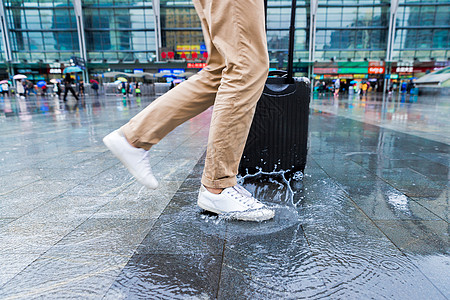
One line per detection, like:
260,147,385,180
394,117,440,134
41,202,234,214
50,218,155,256
293,169,447,299
409,254,450,299
0,220,81,254
104,254,221,300
0,253,130,299
135,203,226,256
93,180,183,220
411,191,449,223
219,222,325,299
374,167,447,197
0,218,16,228
375,220,450,256
337,180,442,221
0,253,39,287
19,196,112,224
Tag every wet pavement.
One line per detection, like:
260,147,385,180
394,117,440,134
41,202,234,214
0,92,448,299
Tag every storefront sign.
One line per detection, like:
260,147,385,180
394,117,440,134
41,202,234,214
395,67,413,73
339,74,353,79
49,68,62,74
338,68,368,74
369,61,385,67
158,68,185,75
353,74,368,79
187,63,207,69
313,67,338,74
368,67,385,74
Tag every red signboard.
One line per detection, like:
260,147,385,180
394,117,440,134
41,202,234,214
187,63,207,69
368,66,385,74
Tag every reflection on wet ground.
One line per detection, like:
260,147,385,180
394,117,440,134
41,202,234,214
310,92,450,144
0,93,448,299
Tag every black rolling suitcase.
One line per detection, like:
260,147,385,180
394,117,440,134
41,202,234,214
239,0,310,178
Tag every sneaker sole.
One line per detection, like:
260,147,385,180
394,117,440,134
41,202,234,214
197,198,274,222
103,133,158,189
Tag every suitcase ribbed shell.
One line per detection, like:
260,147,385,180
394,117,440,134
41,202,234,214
239,78,310,177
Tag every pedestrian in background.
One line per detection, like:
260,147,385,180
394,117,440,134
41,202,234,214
103,0,274,222
16,80,25,98
53,81,62,98
63,73,79,102
361,82,368,96
334,79,340,96
1,82,9,96
79,80,85,97
91,81,99,96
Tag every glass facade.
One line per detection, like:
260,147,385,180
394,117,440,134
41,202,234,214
267,0,310,63
393,0,450,61
160,0,203,60
83,0,156,62
315,0,390,61
4,0,79,62
0,0,448,78
0,26,4,62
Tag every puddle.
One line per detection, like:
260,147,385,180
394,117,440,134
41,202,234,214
197,171,305,238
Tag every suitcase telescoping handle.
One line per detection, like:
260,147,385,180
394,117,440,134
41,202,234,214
264,0,297,82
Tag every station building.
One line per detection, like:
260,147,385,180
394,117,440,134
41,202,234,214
0,0,448,89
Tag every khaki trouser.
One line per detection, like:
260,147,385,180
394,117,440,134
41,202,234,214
121,0,269,188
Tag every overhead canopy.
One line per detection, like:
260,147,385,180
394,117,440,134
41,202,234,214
102,71,129,78
102,71,156,80
415,66,450,87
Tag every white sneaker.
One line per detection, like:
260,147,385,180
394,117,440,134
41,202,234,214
198,184,275,221
103,130,158,189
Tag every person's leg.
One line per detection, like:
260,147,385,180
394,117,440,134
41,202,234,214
104,0,225,189
194,0,274,221
198,0,269,189
63,88,68,101
70,87,79,100
120,2,226,150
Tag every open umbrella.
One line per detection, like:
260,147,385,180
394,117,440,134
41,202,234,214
37,80,47,88
113,80,123,85
117,77,127,82
50,78,61,84
90,79,99,84
63,66,82,74
13,74,27,80
0,80,9,84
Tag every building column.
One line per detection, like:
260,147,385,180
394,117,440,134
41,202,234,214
384,0,399,94
152,0,161,62
72,0,88,82
308,0,319,83
0,0,14,80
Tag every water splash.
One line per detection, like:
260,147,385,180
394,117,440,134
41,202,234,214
238,168,304,208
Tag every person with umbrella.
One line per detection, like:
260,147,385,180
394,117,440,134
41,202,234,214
63,73,79,102
37,80,47,96
16,80,25,98
0,80,10,97
51,79,62,98
12,75,27,98
90,79,99,96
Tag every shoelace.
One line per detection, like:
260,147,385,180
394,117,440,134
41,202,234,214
226,185,261,208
